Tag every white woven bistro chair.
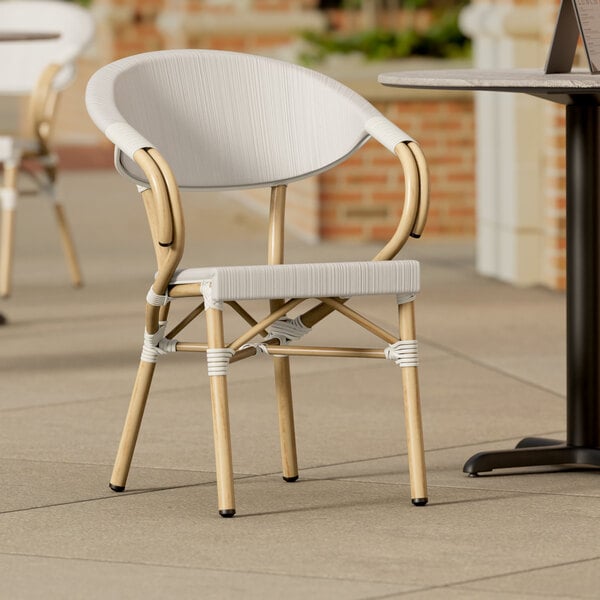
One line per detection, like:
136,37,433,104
86,49,430,517
0,0,95,297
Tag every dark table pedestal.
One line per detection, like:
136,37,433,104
464,98,600,474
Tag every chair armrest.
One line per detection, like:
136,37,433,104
133,148,186,336
134,148,174,249
364,116,430,258
29,63,62,148
370,141,424,261
407,141,429,238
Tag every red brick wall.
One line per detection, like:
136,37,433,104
108,0,321,55
543,102,566,290
111,0,165,58
319,99,475,241
544,0,566,290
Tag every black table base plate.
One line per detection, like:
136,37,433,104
463,437,600,474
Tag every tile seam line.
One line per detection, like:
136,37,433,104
418,333,566,399
295,432,566,471
0,360,397,414
310,476,600,503
7,323,564,415
7,455,595,517
5,475,584,518
0,550,416,590
5,479,586,518
0,468,414,516
412,481,600,498
319,477,600,499
379,555,600,597
0,474,263,515
1,463,408,515
0,308,142,329
0,456,263,474
361,593,416,600
0,431,565,472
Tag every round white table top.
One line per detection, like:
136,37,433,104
378,68,600,95
0,32,59,42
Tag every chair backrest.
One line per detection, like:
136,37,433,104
0,0,95,95
86,49,412,190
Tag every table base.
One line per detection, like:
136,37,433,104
378,72,600,478
463,102,600,478
463,437,600,474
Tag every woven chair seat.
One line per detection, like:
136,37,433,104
170,260,419,302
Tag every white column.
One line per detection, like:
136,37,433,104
461,3,545,286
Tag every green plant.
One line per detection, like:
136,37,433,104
65,0,93,7
300,6,470,65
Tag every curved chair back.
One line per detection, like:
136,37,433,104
0,0,95,94
84,51,430,517
86,49,412,190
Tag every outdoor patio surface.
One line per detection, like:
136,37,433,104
1,170,597,599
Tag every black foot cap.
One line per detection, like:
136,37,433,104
109,483,125,493
0,313,7,326
412,497,428,506
219,509,236,518
283,475,299,483
468,473,479,478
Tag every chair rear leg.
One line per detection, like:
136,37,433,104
110,360,156,491
0,164,18,298
273,356,299,482
266,186,298,482
53,201,83,288
206,307,236,517
398,300,428,506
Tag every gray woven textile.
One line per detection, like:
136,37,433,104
85,49,413,190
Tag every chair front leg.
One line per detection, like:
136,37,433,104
110,360,156,491
0,163,18,298
398,300,428,506
273,355,299,482
206,307,236,517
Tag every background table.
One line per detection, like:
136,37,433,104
379,68,600,475
0,32,59,42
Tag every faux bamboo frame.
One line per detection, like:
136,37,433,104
108,138,429,515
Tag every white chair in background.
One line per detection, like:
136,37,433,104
86,49,430,517
0,0,95,297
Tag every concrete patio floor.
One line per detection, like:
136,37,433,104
1,170,597,599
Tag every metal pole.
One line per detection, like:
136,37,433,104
566,99,600,448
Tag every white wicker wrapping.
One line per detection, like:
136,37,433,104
85,50,413,190
0,137,38,167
